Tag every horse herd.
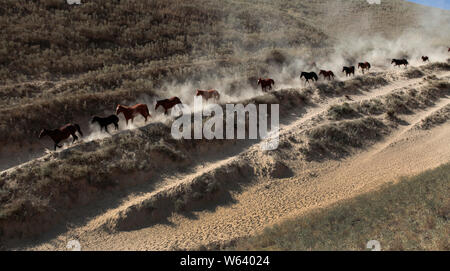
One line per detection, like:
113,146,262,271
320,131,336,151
39,92,214,150
39,51,448,150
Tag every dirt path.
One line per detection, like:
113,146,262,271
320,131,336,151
5,69,450,251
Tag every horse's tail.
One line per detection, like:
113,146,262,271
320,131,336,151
367,63,371,69
74,124,83,137
271,79,275,85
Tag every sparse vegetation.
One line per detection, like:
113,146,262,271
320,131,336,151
418,104,450,130
230,163,450,251
305,117,389,159
327,103,359,120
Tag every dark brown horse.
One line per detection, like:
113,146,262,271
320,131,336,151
196,89,220,101
422,56,429,62
39,123,83,150
358,62,371,74
91,115,119,133
300,72,318,84
257,78,275,92
343,66,355,77
116,104,151,125
319,70,335,80
391,59,409,68
155,97,183,115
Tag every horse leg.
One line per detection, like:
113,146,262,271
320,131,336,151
105,125,110,134
114,122,119,130
54,140,62,150
72,133,78,143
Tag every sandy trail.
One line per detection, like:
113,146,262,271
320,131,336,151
5,69,450,251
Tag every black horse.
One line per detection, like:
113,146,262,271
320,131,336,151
39,123,83,150
300,72,318,84
91,115,119,133
391,59,409,68
343,66,355,77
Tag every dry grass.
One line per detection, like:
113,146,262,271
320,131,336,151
230,162,450,251
0,0,442,146
304,117,389,159
418,104,450,130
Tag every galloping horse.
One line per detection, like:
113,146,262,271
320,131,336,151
155,97,183,115
300,72,318,84
196,89,220,101
39,123,83,150
358,62,371,74
257,78,275,92
91,115,119,133
319,70,335,80
116,104,151,125
391,59,409,68
343,66,355,77
421,56,429,62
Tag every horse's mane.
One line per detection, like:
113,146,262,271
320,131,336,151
117,104,129,109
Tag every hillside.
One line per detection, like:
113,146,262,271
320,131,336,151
0,0,449,250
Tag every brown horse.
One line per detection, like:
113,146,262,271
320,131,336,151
343,66,355,77
196,89,220,101
257,78,275,92
39,123,83,150
319,70,335,80
422,56,429,62
155,97,183,115
116,104,151,125
358,62,371,74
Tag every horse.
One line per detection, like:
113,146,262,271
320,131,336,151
358,62,371,74
257,78,275,92
39,123,83,150
343,66,355,77
319,70,335,80
422,56,429,62
300,72,318,84
116,104,151,125
196,89,220,102
391,59,409,68
91,115,119,133
155,97,183,115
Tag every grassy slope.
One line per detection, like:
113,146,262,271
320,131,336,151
0,0,440,145
230,163,450,251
